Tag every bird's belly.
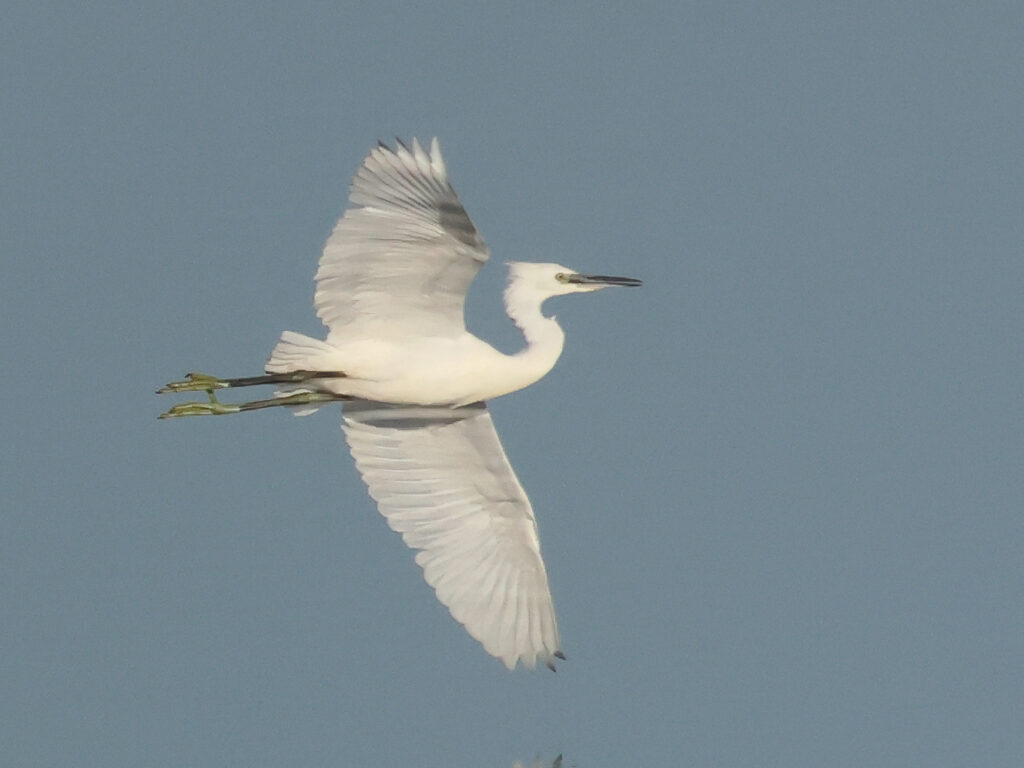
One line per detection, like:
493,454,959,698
327,339,522,406
342,366,502,406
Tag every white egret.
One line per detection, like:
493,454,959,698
159,138,641,670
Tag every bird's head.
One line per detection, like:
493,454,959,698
506,262,642,300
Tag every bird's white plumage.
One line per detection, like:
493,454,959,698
314,138,489,340
342,400,559,670
163,138,640,669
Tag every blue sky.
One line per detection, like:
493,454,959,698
2,2,1022,766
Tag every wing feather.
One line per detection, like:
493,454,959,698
315,138,489,340
341,400,561,670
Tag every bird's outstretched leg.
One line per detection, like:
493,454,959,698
157,370,346,394
158,389,348,419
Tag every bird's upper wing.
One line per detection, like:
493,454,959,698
315,138,489,340
341,400,561,670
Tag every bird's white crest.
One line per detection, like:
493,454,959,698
160,138,640,670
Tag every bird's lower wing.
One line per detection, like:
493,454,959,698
341,400,561,670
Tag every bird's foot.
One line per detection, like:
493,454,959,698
158,392,239,418
157,372,228,394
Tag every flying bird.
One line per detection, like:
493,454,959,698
158,138,641,670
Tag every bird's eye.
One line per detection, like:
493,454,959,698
555,272,568,283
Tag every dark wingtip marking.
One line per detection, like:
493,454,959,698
554,650,566,660
438,200,481,248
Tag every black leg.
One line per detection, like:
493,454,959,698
158,370,346,394
158,389,349,419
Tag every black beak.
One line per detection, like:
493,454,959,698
567,273,643,287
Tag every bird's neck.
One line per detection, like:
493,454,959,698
503,280,566,381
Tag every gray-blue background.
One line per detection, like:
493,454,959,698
2,2,1021,766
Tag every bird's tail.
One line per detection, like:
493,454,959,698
265,331,339,373
266,331,347,416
